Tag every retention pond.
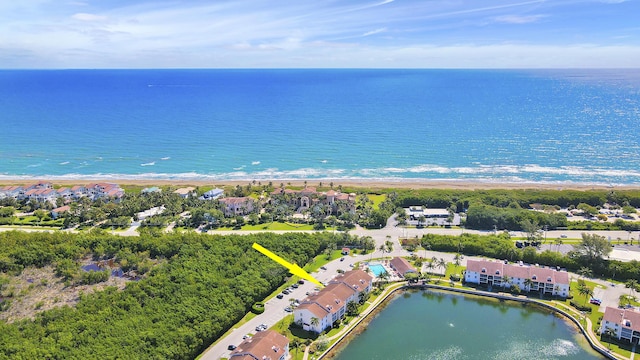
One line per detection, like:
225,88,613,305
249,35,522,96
332,289,603,360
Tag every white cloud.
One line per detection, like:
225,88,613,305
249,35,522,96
493,14,546,24
362,28,387,37
71,13,107,22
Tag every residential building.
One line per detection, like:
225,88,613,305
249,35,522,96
294,269,372,333
229,330,289,360
0,183,123,202
51,205,70,219
601,306,640,343
389,257,418,277
199,188,224,200
85,183,124,200
464,259,569,297
173,187,195,198
270,187,356,215
405,206,461,226
141,186,161,194
219,197,255,217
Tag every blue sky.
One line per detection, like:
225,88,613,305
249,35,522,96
1,0,639,68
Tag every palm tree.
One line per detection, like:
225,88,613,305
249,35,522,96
437,258,447,278
554,238,564,253
426,261,435,275
524,278,534,292
501,275,511,289
453,253,461,267
578,285,593,307
603,327,616,349
611,264,622,280
578,267,593,279
310,317,319,331
626,279,638,296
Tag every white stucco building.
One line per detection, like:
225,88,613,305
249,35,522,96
294,269,372,334
464,259,569,297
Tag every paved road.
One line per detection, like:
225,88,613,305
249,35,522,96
200,255,361,360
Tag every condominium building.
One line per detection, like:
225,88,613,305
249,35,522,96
464,259,569,297
294,269,372,333
229,330,289,360
601,306,640,343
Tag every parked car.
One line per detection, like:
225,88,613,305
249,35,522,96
340,257,345,262
283,290,290,295
320,266,327,270
276,294,284,299
292,283,299,288
284,307,293,312
590,298,602,305
228,345,237,350
298,279,305,284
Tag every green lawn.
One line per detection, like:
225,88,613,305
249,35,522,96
445,263,465,280
367,194,386,210
303,250,343,273
216,222,332,231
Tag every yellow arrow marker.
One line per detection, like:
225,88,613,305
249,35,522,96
252,243,324,288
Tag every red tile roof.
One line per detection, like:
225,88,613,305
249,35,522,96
603,307,640,333
390,257,417,275
466,259,569,285
230,330,288,360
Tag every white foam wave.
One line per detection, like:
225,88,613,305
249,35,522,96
160,157,170,160
59,161,70,165
321,160,328,163
2,163,640,185
140,162,155,167
251,161,261,165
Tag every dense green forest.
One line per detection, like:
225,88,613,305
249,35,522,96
0,230,343,359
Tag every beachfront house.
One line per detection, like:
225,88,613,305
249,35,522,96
229,330,289,360
389,257,418,278
199,188,224,200
173,187,195,198
141,187,161,194
294,269,372,333
270,186,356,216
219,197,255,217
464,259,569,297
601,306,640,343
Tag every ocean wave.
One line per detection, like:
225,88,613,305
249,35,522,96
1,163,640,185
140,162,155,167
251,161,261,165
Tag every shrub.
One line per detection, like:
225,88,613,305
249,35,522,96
251,302,265,314
569,300,592,313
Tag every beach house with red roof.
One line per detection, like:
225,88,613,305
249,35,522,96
464,259,569,297
270,186,355,215
219,197,255,217
390,257,418,277
602,306,640,343
229,330,289,360
294,269,372,333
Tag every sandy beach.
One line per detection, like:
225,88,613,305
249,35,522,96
2,178,640,191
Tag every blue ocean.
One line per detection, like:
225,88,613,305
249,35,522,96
1,69,639,184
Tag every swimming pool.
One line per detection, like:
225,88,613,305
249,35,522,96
369,264,387,277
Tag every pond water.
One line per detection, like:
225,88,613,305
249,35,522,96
333,290,603,360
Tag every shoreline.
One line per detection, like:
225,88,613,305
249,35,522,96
2,178,640,191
